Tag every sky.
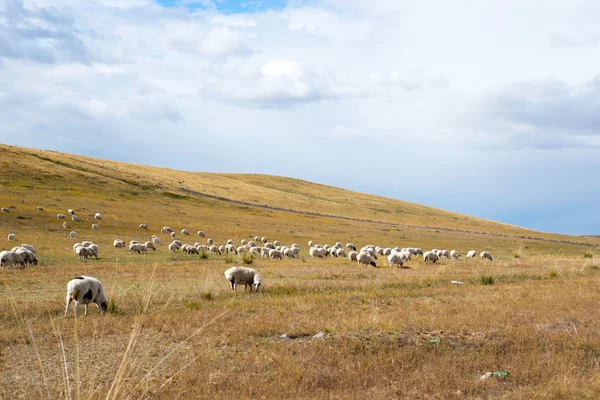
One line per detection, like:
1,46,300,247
0,0,599,235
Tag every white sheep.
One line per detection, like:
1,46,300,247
261,237,267,244
207,238,214,245
348,251,358,262
423,251,439,263
269,249,283,260
182,229,189,236
357,252,377,268
62,222,69,229
264,242,275,249
440,250,449,258
224,266,262,292
198,231,205,237
71,215,80,222
94,213,102,220
274,240,281,247
70,231,77,239
227,239,233,245
1,207,10,213
65,276,108,317
113,239,125,248
57,213,67,220
139,224,148,230
387,253,405,268
241,239,247,246
75,246,92,260
450,250,460,259
152,237,161,246
261,247,270,258
129,243,147,254
144,241,156,251
91,223,99,230
161,226,173,234
466,250,477,258
171,232,176,239
68,209,75,215
480,251,493,261
8,233,15,241
336,248,346,258
36,206,44,211
20,244,35,253
209,245,221,255
168,243,180,253
309,247,324,258
13,247,37,265
283,248,296,258
0,250,15,267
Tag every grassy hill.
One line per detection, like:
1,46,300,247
2,144,600,399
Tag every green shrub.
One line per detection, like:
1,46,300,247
199,250,209,260
480,275,496,285
241,252,254,265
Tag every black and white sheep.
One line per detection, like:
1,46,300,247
65,276,108,317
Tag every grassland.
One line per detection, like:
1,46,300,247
1,144,600,399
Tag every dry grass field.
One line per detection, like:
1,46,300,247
1,144,600,399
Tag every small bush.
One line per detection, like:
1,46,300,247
513,253,520,259
199,250,209,260
550,270,558,278
200,291,215,301
480,275,496,285
223,254,235,263
241,252,254,265
184,301,202,310
584,252,594,258
107,298,119,314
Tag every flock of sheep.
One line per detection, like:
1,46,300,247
2,206,494,317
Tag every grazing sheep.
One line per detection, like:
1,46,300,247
171,232,176,239
207,238,214,245
261,237,267,244
346,243,357,251
336,248,346,258
36,206,44,211
152,237,161,246
269,249,283,260
209,245,221,255
235,245,245,254
75,246,92,260
144,241,156,251
14,248,37,265
387,253,405,269
466,250,477,258
20,244,35,253
227,239,233,245
450,250,460,259
70,231,77,239
357,252,377,268
182,229,189,236
198,231,205,237
65,276,108,317
224,266,262,292
94,213,102,220
309,247,324,258
8,233,15,241
168,243,180,253
274,240,281,247
161,226,173,234
241,239,247,246
423,251,439,263
1,207,10,213
0,250,15,267
57,213,67,220
264,242,275,250
129,243,147,254
62,222,69,229
260,247,270,258
348,251,358,262
68,209,75,215
440,250,449,258
219,245,226,254
91,223,99,230
480,251,493,261
283,248,296,258
173,240,182,247
71,215,80,222
139,224,148,230
248,241,256,247
114,239,125,248
308,240,314,247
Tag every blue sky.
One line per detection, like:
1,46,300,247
1,0,599,235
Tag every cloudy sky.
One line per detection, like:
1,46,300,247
1,0,599,235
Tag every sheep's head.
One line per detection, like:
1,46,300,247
253,274,262,291
370,261,377,267
100,300,108,313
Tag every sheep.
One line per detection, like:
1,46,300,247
269,249,283,260
173,240,182,247
69,231,77,239
187,246,199,255
168,243,180,253
71,215,80,222
274,240,281,247
62,222,69,229
261,247,270,258
198,231,205,237
57,213,67,220
283,248,296,258
182,229,189,236
129,240,139,245
1,207,10,213
8,233,15,241
207,238,214,245
87,246,99,259
336,248,346,258
264,242,275,249
209,245,221,255
227,239,233,245
261,237,267,244
36,206,44,211
241,239,247,246
0,250,14,267
480,252,493,261
292,247,300,256
450,250,460,259
440,250,449,259
161,226,173,234
144,241,156,251
235,245,245,254
14,248,37,265
248,241,256,247
94,213,102,220
139,224,148,230
65,276,108,317
114,239,125,248
361,248,377,259
75,246,92,260
254,236,261,242
345,243,357,251
20,244,35,253
152,237,161,246
383,248,392,256
68,209,75,215
129,243,147,254
224,267,262,292
348,251,358,262
466,250,477,258
387,253,405,269
308,240,314,247
91,223,99,230
219,245,226,254
310,247,324,258
171,232,176,239
357,252,377,268
423,251,439,263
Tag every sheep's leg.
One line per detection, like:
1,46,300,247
230,280,235,291
85,304,89,316
74,303,80,317
65,297,72,316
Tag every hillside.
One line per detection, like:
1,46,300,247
0,144,596,251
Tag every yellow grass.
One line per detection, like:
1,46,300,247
1,144,600,399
